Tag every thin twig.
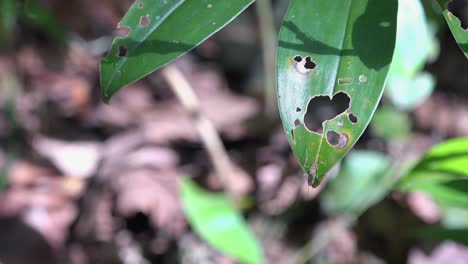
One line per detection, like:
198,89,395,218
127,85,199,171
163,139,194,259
161,64,236,196
256,0,278,119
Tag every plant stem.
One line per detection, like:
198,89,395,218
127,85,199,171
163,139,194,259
161,64,236,196
256,0,278,119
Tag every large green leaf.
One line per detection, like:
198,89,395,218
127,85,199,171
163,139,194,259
100,0,254,102
437,0,468,58
277,0,398,186
180,177,263,264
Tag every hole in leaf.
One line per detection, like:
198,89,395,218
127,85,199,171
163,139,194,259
294,119,301,127
140,16,150,27
296,107,301,112
447,0,467,30
293,55,316,75
326,131,348,148
338,78,353,85
304,91,351,134
326,131,340,146
349,113,358,124
304,56,316,70
115,26,131,38
118,45,128,57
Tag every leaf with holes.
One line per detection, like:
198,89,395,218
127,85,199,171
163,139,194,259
277,0,398,187
100,0,254,102
437,0,468,58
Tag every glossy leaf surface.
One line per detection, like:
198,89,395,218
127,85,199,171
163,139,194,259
100,0,254,101
180,177,262,264
277,0,398,186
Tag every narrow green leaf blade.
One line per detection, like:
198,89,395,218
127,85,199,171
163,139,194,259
398,137,468,189
100,0,254,102
180,177,263,264
277,0,398,186
437,0,468,58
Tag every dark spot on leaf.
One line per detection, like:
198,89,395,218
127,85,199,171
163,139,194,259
296,107,301,112
294,119,301,127
140,16,150,27
349,113,358,124
326,131,348,148
115,26,131,38
447,0,467,30
293,55,302,62
304,91,351,133
138,2,144,9
118,45,128,57
304,56,316,70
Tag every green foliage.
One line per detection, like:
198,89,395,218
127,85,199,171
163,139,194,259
21,0,65,41
416,227,468,246
0,0,17,42
180,177,263,264
321,151,393,215
100,0,254,102
371,106,411,140
386,0,436,111
0,0,64,44
276,0,398,186
398,137,468,191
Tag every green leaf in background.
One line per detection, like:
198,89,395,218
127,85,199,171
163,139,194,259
371,106,411,141
437,0,468,58
0,0,18,43
386,73,435,111
398,138,468,226
321,151,393,215
100,0,254,102
386,0,436,111
180,177,263,264
389,0,435,78
21,0,65,41
415,227,468,246
276,0,398,186
398,137,468,189
441,206,468,228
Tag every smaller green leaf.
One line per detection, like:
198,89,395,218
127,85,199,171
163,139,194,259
437,0,468,58
398,137,468,189
180,177,263,264
100,0,254,101
412,180,468,207
371,106,411,140
321,151,393,215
